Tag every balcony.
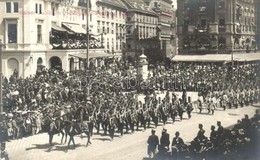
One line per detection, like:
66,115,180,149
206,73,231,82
194,26,208,34
218,26,226,32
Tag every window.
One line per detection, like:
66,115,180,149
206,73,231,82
111,11,114,19
102,27,105,33
6,2,11,13
82,12,84,20
116,41,118,50
219,18,225,31
39,4,42,14
201,19,207,28
127,16,131,22
8,23,17,43
37,25,42,43
52,3,56,16
35,4,38,14
14,2,18,13
218,38,226,49
107,38,109,50
36,3,42,14
102,7,105,17
107,10,109,18
107,27,109,34
112,38,114,51
111,23,114,34
127,44,131,49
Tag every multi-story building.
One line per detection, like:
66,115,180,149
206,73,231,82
96,0,127,54
145,0,177,59
177,0,257,55
121,0,159,63
0,0,125,78
256,0,260,50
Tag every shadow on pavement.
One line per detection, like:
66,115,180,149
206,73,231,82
52,144,83,153
25,143,59,151
92,137,111,141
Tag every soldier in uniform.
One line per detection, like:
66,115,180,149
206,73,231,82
117,110,125,137
143,105,150,130
186,97,194,119
178,99,185,121
130,108,137,134
108,115,117,141
171,94,179,123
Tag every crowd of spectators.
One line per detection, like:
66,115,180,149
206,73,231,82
0,58,259,143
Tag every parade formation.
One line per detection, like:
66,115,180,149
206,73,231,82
0,57,259,159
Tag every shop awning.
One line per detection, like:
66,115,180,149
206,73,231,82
172,53,260,62
52,23,67,32
233,53,260,62
69,52,113,59
172,54,232,62
62,23,86,34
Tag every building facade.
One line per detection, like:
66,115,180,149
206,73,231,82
0,0,124,78
121,0,159,63
145,0,177,59
256,0,260,50
177,0,257,55
96,0,127,54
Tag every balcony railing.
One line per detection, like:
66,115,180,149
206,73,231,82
218,26,226,32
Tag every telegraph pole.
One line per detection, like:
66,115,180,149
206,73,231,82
86,0,90,70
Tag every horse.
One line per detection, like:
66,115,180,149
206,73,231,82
63,120,91,150
41,114,67,150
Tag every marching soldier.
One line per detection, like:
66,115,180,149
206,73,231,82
239,89,245,107
130,108,137,134
186,97,194,119
178,99,185,121
108,115,117,141
143,105,150,130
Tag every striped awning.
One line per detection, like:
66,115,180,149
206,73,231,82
52,23,67,32
62,23,86,34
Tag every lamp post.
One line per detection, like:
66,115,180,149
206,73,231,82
85,0,90,97
86,0,90,71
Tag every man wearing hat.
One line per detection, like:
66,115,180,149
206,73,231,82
147,129,159,159
186,96,193,119
171,131,184,159
158,128,170,157
0,142,9,160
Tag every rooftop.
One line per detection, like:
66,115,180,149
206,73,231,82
121,0,157,16
97,0,127,9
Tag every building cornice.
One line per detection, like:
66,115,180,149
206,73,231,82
96,0,127,10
